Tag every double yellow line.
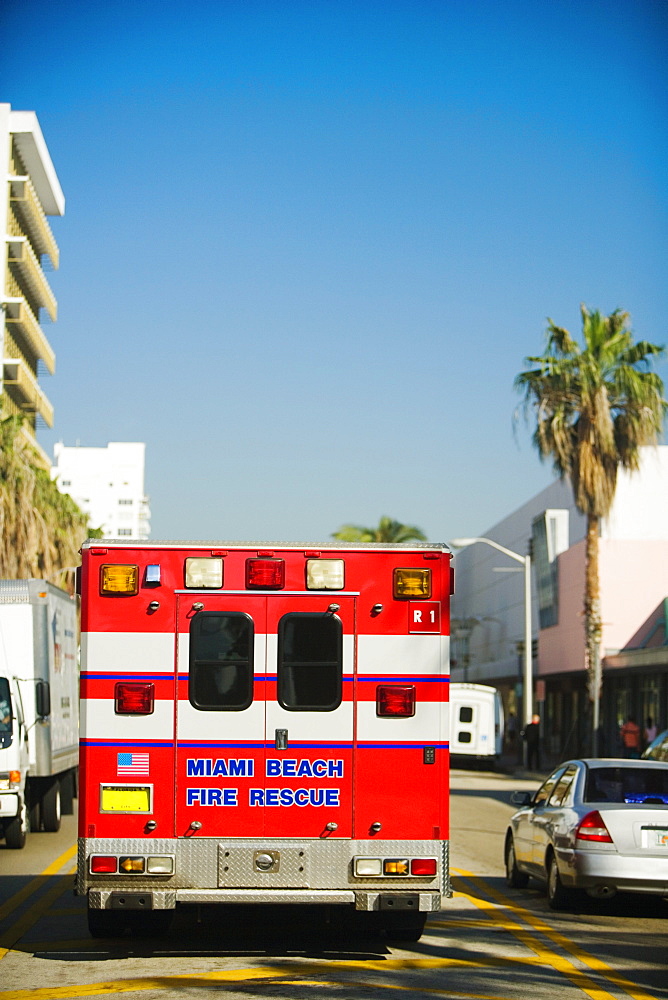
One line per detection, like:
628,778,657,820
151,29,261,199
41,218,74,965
451,867,659,1000
0,844,77,962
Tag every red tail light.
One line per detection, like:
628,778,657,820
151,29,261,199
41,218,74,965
376,684,416,717
576,810,613,842
90,855,118,873
246,558,285,588
411,858,437,876
115,682,155,715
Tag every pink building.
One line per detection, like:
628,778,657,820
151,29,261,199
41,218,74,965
451,447,668,761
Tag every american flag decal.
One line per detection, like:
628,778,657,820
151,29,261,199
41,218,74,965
117,752,150,775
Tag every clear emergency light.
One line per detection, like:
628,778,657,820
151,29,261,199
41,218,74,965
306,559,345,590
115,682,155,715
376,684,416,717
184,557,223,589
100,565,139,596
393,568,431,598
246,558,285,589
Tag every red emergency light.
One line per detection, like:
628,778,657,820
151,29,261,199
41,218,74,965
376,684,416,718
114,682,155,715
246,558,285,589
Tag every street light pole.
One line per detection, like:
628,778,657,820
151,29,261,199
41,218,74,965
450,537,533,735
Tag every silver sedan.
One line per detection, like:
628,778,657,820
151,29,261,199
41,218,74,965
504,758,668,909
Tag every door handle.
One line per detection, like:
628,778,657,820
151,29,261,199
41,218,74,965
275,728,288,750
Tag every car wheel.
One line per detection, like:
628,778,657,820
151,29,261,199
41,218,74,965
547,852,570,910
505,835,529,889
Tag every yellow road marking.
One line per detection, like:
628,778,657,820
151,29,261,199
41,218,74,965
0,866,75,962
454,868,661,1000
0,961,549,1000
0,844,76,926
453,887,617,1000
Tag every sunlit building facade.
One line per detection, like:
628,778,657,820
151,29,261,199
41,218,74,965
451,447,668,761
0,104,64,468
52,442,151,540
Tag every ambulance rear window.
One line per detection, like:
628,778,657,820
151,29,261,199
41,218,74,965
277,613,342,711
189,612,254,711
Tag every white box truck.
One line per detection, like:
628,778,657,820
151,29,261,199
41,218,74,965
0,580,79,848
449,683,504,763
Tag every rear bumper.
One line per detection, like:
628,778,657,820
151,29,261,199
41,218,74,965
0,793,19,818
88,888,442,911
560,848,668,895
78,836,448,911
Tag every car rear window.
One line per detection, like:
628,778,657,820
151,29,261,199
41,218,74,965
585,766,668,804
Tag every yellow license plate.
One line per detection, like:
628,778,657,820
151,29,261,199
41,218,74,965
100,785,151,813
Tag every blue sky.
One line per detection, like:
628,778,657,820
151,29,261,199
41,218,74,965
2,0,666,542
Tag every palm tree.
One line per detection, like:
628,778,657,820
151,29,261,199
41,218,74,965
515,305,666,748
332,516,427,543
0,414,97,584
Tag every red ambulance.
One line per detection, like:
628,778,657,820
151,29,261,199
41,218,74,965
76,540,453,940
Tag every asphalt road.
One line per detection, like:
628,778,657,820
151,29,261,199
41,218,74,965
0,769,666,1000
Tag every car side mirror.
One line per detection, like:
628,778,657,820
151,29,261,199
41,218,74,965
510,790,532,807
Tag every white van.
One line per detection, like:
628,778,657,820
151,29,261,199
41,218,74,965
449,683,504,763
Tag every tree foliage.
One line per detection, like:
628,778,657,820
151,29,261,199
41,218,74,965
515,305,666,716
332,516,427,543
0,415,99,584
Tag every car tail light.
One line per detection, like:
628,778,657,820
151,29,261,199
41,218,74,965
576,810,613,842
246,558,285,588
376,684,415,717
115,682,155,715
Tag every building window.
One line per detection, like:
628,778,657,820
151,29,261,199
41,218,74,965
118,499,133,505
117,528,133,536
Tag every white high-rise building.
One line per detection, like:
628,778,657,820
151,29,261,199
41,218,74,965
1,104,64,468
52,442,150,540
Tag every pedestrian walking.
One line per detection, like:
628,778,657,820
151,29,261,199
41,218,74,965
644,717,658,748
522,714,541,770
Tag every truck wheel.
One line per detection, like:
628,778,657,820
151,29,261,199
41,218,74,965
382,912,427,943
41,780,61,832
87,909,128,938
60,772,75,815
4,802,28,849
127,911,174,937
28,797,41,832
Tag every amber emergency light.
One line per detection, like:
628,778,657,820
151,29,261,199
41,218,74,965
393,568,431,598
100,564,139,596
